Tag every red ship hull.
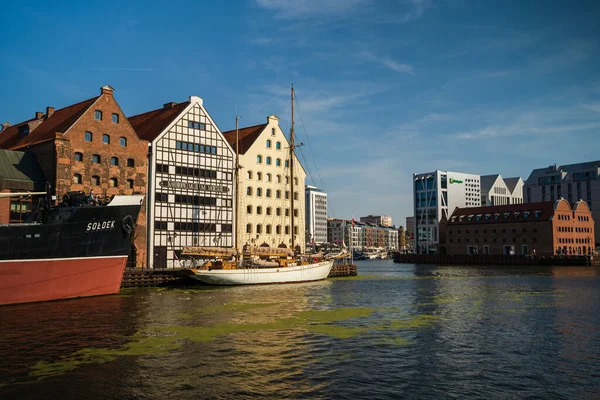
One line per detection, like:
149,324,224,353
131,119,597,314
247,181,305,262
0,255,127,306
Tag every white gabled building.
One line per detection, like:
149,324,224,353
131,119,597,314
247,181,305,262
222,115,307,253
129,97,235,268
480,175,524,206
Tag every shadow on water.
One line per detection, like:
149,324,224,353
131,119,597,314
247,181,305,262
0,259,599,399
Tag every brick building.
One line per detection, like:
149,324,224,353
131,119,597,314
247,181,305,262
0,85,149,265
443,199,595,256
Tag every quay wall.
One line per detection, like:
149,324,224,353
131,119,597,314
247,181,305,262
393,253,595,266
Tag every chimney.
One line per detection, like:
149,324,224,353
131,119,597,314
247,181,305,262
163,102,177,109
35,111,44,119
100,85,115,96
46,106,55,117
1,122,12,132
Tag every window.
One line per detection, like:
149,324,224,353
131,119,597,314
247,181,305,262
127,179,134,189
257,224,262,234
294,209,298,217
285,160,289,168
285,191,290,199
271,128,275,136
92,176,100,186
276,159,281,167
84,131,93,142
120,137,127,147
294,177,298,185
257,172,262,181
257,155,262,163
266,140,271,148
127,158,135,167
276,208,281,216
155,192,168,202
266,207,272,215
110,157,119,166
73,174,82,184
18,125,29,135
155,221,168,231
102,134,110,144
276,225,281,234
257,206,262,215
266,189,271,197
188,121,206,130
247,205,252,214
276,142,281,150
92,154,101,163
285,226,290,235
74,152,83,161
266,225,272,234
109,178,118,187
266,156,272,165
247,187,253,196
156,164,169,173
294,192,298,200
248,171,253,179
112,113,119,123
256,188,262,197
285,208,290,216
277,175,282,183
246,224,252,233
94,110,102,120
267,173,272,182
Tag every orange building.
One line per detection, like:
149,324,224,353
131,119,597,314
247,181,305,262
443,199,594,256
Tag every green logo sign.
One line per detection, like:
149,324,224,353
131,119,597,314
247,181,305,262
449,178,463,184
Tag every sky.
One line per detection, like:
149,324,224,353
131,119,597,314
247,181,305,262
1,0,600,228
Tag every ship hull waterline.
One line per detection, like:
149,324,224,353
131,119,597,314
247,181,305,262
188,260,334,286
0,255,128,306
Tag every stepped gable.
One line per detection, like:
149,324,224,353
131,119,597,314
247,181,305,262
0,97,99,150
128,101,191,141
447,201,558,225
222,123,268,155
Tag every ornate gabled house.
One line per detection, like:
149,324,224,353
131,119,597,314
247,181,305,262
222,115,307,253
129,97,235,268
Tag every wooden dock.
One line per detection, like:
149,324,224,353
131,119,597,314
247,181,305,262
121,263,359,288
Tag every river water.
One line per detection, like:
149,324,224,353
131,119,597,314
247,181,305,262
1,260,599,399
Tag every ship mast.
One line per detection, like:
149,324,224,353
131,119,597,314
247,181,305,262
290,85,295,251
235,114,240,258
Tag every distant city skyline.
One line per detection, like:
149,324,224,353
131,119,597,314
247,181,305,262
1,0,599,227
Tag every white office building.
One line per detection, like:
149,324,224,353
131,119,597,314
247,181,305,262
413,170,481,254
305,185,328,246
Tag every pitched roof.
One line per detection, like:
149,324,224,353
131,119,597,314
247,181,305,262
504,177,522,193
0,97,99,150
447,201,560,225
480,174,500,192
222,123,268,154
0,149,46,191
128,101,191,141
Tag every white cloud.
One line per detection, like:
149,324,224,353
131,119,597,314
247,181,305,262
254,0,366,19
360,51,414,74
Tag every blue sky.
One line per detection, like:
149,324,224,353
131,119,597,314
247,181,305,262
1,0,600,228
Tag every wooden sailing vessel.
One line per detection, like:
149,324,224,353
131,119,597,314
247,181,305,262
184,86,333,285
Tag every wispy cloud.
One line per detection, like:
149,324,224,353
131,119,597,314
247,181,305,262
360,51,414,74
582,103,600,112
89,67,156,71
254,0,366,19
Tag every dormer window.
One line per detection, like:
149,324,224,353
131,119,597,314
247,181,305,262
513,212,520,218
494,213,500,220
484,214,491,220
476,214,482,221
503,212,510,220
18,125,29,135
534,210,542,218
467,215,473,222
524,211,531,219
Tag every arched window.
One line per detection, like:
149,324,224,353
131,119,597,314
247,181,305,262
285,176,289,184
246,224,252,233
294,177,298,185
285,160,289,168
285,225,290,235
247,187,253,196
74,152,83,161
92,154,101,163
266,140,271,148
276,158,281,167
276,225,281,234
276,190,281,199
285,191,290,199
256,188,262,197
294,209,298,217
257,206,262,215
92,175,100,186
257,172,262,181
247,205,252,214
294,226,298,235
257,155,263,163
247,170,253,179
110,156,119,166
266,156,271,165
277,175,282,183
109,178,118,187
271,128,275,136
266,189,271,197
276,142,281,150
73,174,82,184
127,179,134,189
267,173,272,182
276,208,281,216
84,131,93,142
285,208,290,216
266,225,272,234
294,192,298,200
94,110,102,120
120,137,127,147
257,224,262,234
266,207,272,215
102,134,110,144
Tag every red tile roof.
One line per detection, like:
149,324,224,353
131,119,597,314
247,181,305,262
447,201,558,225
0,97,99,150
128,102,191,141
222,123,267,155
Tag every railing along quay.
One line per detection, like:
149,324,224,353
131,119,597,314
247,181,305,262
393,253,597,266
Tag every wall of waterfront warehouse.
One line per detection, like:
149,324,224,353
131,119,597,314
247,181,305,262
149,100,235,269
237,117,306,252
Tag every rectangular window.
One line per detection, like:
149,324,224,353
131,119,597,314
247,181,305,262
155,192,169,202
155,221,168,230
94,110,102,120
187,121,207,130
156,164,169,173
541,186,546,201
